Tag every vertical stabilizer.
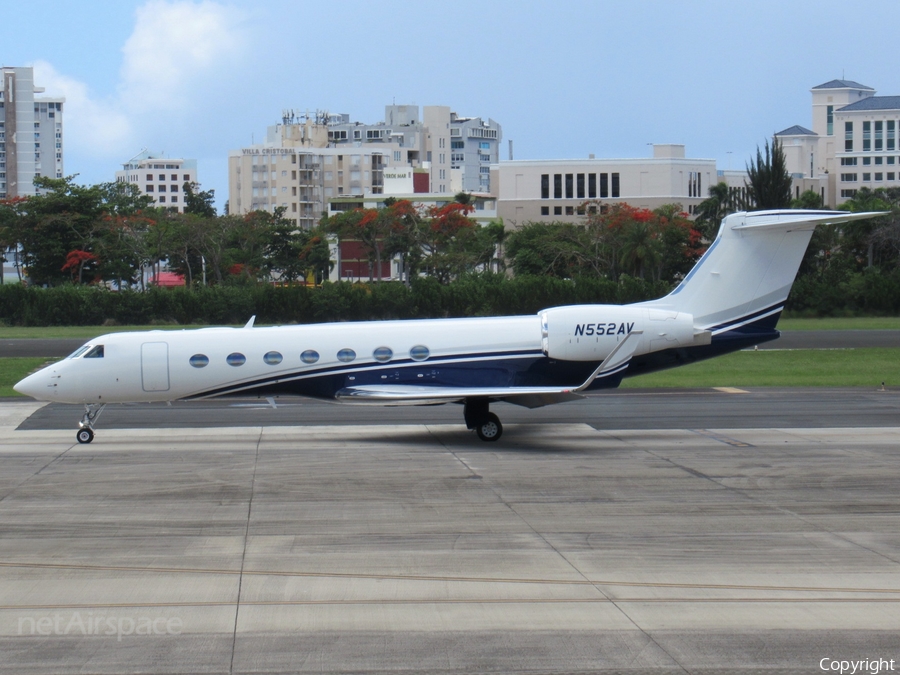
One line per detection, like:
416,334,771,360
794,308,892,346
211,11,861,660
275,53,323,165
642,209,884,334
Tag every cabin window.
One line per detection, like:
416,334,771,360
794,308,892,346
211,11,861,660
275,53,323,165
189,354,209,368
301,350,319,364
226,353,246,366
83,345,104,359
264,351,283,365
337,348,356,363
67,346,91,359
409,345,430,361
373,346,393,363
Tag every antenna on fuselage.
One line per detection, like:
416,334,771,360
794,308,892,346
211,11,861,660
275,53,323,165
244,316,256,329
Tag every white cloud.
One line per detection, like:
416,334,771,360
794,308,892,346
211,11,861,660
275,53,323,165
119,0,246,112
33,60,132,161
32,1,246,166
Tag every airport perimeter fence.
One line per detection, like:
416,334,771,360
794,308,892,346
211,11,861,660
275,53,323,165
0,274,672,327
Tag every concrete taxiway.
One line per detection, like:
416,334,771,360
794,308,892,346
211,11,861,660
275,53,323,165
1,397,899,674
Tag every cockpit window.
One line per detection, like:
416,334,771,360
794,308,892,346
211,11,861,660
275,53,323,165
67,346,91,359
83,345,104,359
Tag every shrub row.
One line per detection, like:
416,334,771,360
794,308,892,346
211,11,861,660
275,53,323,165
787,267,900,316
0,275,673,327
3,267,893,327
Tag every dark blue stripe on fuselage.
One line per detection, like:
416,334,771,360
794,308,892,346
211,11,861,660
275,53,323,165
705,303,784,334
626,316,780,378
185,349,546,400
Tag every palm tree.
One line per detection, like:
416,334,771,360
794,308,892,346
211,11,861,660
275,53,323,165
619,220,662,280
745,138,792,210
694,181,739,239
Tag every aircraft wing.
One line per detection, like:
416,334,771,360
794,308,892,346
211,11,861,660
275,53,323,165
334,331,642,409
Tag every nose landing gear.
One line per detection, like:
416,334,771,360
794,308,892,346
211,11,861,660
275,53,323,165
77,403,106,444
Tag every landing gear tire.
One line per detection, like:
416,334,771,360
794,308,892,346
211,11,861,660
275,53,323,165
475,413,503,442
76,427,94,444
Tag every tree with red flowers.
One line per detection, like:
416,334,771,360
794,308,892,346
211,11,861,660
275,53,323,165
61,249,98,284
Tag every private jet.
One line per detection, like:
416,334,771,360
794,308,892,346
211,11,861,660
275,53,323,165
15,209,882,443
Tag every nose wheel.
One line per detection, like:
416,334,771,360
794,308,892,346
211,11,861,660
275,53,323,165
76,403,106,444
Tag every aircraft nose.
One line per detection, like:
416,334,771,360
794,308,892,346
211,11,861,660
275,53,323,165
14,370,53,401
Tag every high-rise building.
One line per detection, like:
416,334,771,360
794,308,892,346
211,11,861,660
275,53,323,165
115,150,198,212
1,66,65,198
228,105,502,224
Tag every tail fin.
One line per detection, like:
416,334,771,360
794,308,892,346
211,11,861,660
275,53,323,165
642,209,884,334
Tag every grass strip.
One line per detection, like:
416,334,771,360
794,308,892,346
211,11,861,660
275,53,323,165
0,358,59,398
777,316,900,331
621,348,900,389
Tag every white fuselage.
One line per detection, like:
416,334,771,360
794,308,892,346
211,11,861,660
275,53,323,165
15,306,702,405
17,316,544,404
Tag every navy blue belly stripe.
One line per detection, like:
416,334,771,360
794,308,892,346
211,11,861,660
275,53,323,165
705,302,784,333
183,348,545,400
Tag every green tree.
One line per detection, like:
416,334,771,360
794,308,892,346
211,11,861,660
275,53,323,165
382,200,426,285
745,138,793,210
791,189,825,210
183,182,217,218
0,197,27,283
226,209,285,282
839,187,892,268
694,181,741,239
505,222,592,278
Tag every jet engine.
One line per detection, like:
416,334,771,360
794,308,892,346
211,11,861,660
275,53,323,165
539,305,709,361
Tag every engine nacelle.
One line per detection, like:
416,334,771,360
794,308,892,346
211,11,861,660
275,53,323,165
540,305,707,361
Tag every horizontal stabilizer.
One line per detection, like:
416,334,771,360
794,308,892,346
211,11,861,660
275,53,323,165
731,210,886,231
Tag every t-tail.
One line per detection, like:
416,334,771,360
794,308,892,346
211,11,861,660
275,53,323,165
641,209,885,343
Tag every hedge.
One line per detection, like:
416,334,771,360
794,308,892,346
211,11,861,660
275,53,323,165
0,275,672,327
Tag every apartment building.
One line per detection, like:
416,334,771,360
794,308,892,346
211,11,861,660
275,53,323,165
228,142,398,229
326,104,501,194
115,150,198,212
495,144,716,226
776,79,900,205
228,105,501,225
1,66,64,198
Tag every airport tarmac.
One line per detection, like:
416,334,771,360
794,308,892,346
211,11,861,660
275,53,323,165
1,397,899,674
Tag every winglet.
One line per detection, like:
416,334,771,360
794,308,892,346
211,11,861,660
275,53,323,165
570,330,642,393
244,315,256,329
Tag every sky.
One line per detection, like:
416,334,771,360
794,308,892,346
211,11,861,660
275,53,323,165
6,0,900,211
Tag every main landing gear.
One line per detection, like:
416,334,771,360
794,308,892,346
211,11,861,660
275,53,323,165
76,403,106,444
464,397,503,442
